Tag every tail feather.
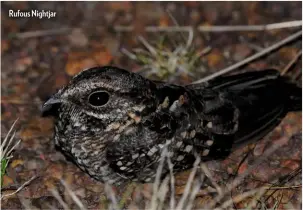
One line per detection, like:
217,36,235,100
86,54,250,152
207,69,301,112
204,69,301,149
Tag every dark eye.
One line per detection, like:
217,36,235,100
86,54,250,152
88,91,110,107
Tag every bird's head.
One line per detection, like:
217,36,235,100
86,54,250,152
42,66,157,138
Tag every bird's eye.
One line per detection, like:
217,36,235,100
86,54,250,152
88,91,110,107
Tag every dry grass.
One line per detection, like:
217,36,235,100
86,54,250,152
122,33,211,82
1,119,21,188
6,17,301,209
110,21,301,209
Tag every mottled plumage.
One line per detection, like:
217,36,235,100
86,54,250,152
42,66,301,184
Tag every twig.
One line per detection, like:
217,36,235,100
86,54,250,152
6,139,21,159
167,156,176,210
281,50,302,75
192,30,302,84
118,183,136,209
185,174,204,210
185,28,194,50
1,131,17,160
14,28,74,39
50,188,70,210
1,176,37,199
207,136,290,209
104,183,119,210
167,9,188,45
1,99,41,105
265,185,301,190
150,147,167,210
273,192,284,210
157,177,170,210
217,187,267,209
264,167,301,203
246,187,270,209
230,146,254,209
14,20,301,40
19,197,39,210
114,20,302,33
61,180,87,210
138,36,158,56
166,9,194,50
114,26,192,32
175,156,201,210
200,164,223,196
1,119,18,159
121,48,137,60
198,20,302,32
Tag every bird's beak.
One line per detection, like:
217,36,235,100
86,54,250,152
41,94,63,117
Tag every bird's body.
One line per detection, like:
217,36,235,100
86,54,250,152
42,66,301,184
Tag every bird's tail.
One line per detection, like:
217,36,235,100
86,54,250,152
202,69,301,149
208,69,302,112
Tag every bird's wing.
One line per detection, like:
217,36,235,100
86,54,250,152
189,69,301,150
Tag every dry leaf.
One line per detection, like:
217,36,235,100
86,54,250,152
206,50,224,68
159,15,170,27
65,48,113,76
92,49,113,66
19,118,54,140
11,159,24,168
2,175,14,188
1,40,10,53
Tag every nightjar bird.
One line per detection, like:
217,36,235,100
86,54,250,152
42,66,301,184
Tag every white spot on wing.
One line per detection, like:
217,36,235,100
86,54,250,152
74,121,81,127
169,100,179,112
190,130,196,138
124,127,136,135
184,145,193,153
206,140,213,146
133,105,146,112
132,153,139,159
145,177,152,182
181,132,187,138
176,141,183,148
161,97,169,109
147,147,158,156
166,139,172,144
207,122,213,128
202,149,210,156
151,147,158,153
177,155,184,161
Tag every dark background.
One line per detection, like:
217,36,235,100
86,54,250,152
1,2,302,209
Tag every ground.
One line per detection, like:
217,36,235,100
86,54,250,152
1,2,302,209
